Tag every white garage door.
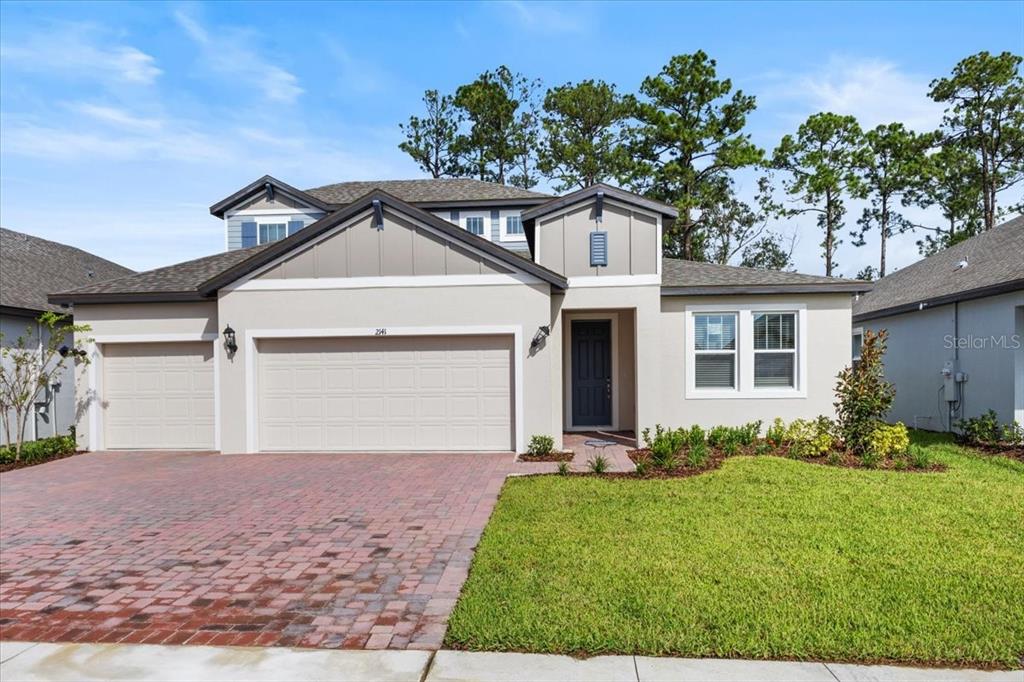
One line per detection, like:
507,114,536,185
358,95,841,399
103,342,215,450
257,335,513,452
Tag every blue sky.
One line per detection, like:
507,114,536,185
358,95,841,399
1,1,1021,275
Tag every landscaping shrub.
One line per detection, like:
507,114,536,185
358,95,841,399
642,424,685,468
707,425,730,447
907,444,932,469
834,329,896,456
587,454,609,474
734,420,762,446
956,410,1024,447
557,461,570,476
687,441,709,467
765,417,786,446
866,422,910,462
686,424,706,447
785,418,834,458
527,434,555,456
0,433,76,465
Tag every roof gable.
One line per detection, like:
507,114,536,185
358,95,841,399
209,175,332,218
522,183,678,222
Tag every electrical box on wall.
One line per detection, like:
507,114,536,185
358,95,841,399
942,360,957,401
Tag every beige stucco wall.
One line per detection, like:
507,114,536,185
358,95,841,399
217,283,555,453
259,212,510,279
655,293,854,429
70,302,219,451
538,202,658,278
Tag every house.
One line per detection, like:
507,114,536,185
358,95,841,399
50,177,869,454
1,228,134,445
853,216,1024,431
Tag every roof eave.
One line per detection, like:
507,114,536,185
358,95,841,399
522,184,678,222
47,291,211,306
853,277,1024,323
209,175,332,218
662,283,873,296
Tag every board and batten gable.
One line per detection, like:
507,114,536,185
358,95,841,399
224,191,327,251
537,201,659,279
255,210,514,280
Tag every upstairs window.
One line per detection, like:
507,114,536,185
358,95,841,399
852,329,863,369
753,312,797,388
258,223,287,244
506,215,523,235
694,313,737,389
465,216,485,236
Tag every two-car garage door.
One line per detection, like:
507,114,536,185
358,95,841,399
257,335,513,451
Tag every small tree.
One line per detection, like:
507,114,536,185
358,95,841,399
0,312,91,459
398,89,463,178
833,329,895,456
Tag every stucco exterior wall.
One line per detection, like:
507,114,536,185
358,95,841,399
216,283,555,453
537,202,659,278
70,302,219,451
861,290,1024,429
656,293,854,429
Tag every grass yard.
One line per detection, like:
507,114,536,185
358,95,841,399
446,432,1024,667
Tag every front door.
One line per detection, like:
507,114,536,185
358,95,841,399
571,319,612,427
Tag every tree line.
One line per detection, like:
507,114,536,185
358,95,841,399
399,51,1023,278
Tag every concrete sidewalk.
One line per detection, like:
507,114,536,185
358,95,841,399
1,642,1018,682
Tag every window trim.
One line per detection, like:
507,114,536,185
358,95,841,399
752,311,798,390
500,210,526,242
460,211,491,240
852,326,863,368
692,312,738,392
258,222,288,245
685,303,807,399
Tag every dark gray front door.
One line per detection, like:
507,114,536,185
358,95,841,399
571,319,612,426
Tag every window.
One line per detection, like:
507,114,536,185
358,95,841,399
258,223,287,244
753,312,797,388
852,329,863,369
465,216,485,236
694,313,737,389
505,215,523,235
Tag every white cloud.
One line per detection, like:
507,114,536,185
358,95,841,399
324,41,394,94
173,8,303,103
69,103,164,132
0,23,160,85
497,1,589,34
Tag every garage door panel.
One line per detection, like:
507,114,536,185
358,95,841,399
102,341,215,450
258,335,512,451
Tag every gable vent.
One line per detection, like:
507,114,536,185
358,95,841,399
590,231,608,267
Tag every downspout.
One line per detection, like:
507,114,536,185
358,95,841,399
951,301,959,431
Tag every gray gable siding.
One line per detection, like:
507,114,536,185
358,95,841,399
225,211,326,251
490,209,500,242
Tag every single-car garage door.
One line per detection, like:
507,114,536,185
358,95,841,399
257,335,513,451
103,342,215,449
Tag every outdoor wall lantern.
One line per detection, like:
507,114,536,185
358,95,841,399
223,325,238,356
531,325,551,351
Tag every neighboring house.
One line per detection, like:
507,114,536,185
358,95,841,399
1,228,133,445
51,178,869,454
853,216,1024,431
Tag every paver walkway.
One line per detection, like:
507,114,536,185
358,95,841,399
0,450,513,650
1,643,1017,682
513,431,637,474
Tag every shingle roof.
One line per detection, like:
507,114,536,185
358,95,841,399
48,245,272,303
853,215,1024,320
522,183,678,221
1,228,134,313
661,258,871,294
304,178,551,205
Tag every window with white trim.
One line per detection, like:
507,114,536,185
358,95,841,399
753,312,797,388
465,216,485,236
505,215,523,234
852,329,863,369
694,313,737,389
258,223,287,244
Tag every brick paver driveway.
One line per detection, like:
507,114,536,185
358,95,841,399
0,450,513,650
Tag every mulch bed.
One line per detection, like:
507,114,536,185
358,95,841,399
0,450,84,473
518,450,575,462
958,441,1024,462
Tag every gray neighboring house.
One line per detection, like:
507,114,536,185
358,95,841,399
0,228,133,445
853,216,1024,431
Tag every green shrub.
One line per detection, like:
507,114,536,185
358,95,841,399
866,422,910,462
527,434,555,456
786,418,834,458
587,454,609,474
754,441,773,456
956,411,1024,447
557,461,570,476
834,329,896,456
642,425,685,468
686,425,706,447
734,421,762,446
633,457,649,476
687,441,709,467
0,434,76,464
908,444,933,469
765,417,786,446
707,425,730,447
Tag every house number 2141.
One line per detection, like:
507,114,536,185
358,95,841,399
374,328,387,336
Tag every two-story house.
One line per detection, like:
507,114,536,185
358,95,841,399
52,177,869,454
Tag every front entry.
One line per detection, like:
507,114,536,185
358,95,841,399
571,319,613,427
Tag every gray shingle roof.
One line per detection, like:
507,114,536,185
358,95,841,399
853,215,1024,320
1,228,134,313
661,258,871,294
304,178,551,205
49,244,272,303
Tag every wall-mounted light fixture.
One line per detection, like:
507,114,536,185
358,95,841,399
530,325,551,351
223,325,238,356
58,345,87,360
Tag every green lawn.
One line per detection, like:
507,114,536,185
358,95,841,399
446,432,1024,667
